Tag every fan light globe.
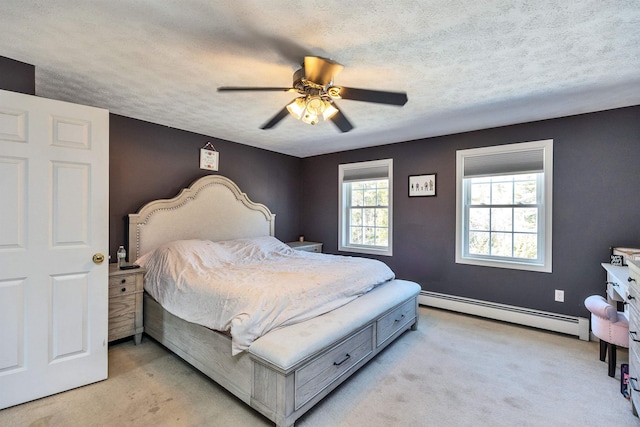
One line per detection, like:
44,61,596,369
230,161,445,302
287,96,325,125
306,96,325,116
286,98,307,120
301,112,319,125
322,102,338,120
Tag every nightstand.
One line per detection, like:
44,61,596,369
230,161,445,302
108,264,145,344
287,241,323,253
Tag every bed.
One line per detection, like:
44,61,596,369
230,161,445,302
128,175,420,427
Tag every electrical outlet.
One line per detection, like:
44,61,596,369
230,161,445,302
555,289,564,302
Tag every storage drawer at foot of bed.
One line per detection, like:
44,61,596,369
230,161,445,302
376,298,416,347
294,325,374,409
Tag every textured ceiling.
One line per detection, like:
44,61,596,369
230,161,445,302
1,1,639,157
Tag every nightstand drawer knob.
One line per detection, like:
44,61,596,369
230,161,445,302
92,253,105,264
121,279,126,284
121,287,127,293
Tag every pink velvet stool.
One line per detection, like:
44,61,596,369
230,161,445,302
584,295,629,377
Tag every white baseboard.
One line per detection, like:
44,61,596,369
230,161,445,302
419,291,590,341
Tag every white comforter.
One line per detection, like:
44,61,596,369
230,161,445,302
136,236,395,355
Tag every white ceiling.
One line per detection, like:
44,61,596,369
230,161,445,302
1,1,639,157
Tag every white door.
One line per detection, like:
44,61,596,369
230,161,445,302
0,89,109,409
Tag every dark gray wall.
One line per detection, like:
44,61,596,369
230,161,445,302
109,114,302,262
0,56,35,95
301,106,640,317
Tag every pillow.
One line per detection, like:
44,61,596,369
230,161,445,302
136,239,235,271
216,236,294,262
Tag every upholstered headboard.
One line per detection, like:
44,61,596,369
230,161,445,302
128,175,275,261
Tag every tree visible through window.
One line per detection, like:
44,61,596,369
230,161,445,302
347,179,389,247
466,174,540,259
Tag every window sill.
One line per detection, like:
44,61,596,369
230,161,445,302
456,255,551,273
339,245,393,257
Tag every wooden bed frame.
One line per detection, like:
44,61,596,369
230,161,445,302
128,175,420,427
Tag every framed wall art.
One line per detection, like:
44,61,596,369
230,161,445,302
200,142,219,171
409,173,436,197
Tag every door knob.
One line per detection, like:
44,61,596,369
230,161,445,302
92,253,105,264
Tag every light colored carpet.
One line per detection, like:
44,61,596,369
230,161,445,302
1,306,637,426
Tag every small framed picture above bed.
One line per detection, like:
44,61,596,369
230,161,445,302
408,173,436,197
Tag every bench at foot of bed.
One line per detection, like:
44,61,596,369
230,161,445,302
248,279,420,427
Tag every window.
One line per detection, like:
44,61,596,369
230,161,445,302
456,140,553,272
339,159,393,256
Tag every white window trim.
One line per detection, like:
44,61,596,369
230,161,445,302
455,140,553,273
338,159,393,256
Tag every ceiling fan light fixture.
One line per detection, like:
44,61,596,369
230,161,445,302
305,96,325,116
301,113,319,125
287,96,327,125
286,97,307,120
322,101,338,120
327,86,342,99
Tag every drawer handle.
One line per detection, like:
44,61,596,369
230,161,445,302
394,314,406,323
631,377,640,393
334,354,351,366
606,281,618,287
121,279,126,284
629,277,637,283
630,331,640,342
121,287,127,293
629,295,636,301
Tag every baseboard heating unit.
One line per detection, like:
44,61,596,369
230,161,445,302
419,291,589,341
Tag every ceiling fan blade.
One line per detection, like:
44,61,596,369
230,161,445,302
260,104,293,129
304,56,344,85
329,106,354,133
218,87,295,92
336,87,408,106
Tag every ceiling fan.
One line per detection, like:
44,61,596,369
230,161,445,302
218,56,408,132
